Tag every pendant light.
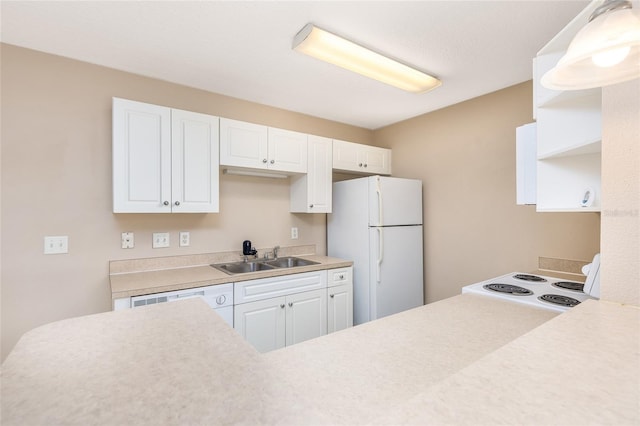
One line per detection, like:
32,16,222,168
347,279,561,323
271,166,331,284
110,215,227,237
542,0,640,90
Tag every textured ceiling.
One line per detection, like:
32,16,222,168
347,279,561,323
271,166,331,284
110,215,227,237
0,1,590,129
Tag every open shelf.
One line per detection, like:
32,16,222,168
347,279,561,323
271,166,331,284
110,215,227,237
538,139,601,160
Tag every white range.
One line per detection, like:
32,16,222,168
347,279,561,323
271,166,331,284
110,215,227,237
462,254,601,313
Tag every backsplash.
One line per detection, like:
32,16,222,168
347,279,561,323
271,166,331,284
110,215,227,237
538,256,590,276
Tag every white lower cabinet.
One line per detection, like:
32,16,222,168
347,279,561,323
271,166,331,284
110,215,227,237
327,267,353,334
234,289,328,353
233,267,352,352
234,296,286,352
285,289,327,346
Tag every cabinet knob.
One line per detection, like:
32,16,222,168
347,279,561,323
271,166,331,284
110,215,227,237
364,163,368,168
263,158,268,163
339,274,344,279
270,159,275,164
288,302,293,307
358,163,363,167
280,304,285,309
163,201,169,206
330,294,335,298
174,201,180,206
309,204,314,208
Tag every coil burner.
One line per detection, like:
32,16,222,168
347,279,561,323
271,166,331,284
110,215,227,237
513,274,547,282
538,294,581,308
552,281,585,292
483,283,533,296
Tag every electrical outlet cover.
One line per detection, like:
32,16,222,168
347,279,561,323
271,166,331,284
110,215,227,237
179,231,190,247
152,232,170,248
121,232,134,249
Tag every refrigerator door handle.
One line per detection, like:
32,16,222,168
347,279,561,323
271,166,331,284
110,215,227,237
375,176,383,226
377,227,384,283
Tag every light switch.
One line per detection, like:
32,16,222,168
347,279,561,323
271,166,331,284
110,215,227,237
44,236,68,254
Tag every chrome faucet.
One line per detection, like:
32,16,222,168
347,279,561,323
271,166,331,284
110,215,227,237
263,245,280,260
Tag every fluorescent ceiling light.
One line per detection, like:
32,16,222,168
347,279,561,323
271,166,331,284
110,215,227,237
293,23,441,94
542,0,640,90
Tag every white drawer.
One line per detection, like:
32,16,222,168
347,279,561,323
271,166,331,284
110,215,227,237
329,267,352,287
234,270,327,305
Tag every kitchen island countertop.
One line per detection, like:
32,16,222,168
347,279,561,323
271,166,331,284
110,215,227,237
2,294,638,425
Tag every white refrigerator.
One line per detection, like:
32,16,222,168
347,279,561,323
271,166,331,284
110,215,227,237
328,176,424,325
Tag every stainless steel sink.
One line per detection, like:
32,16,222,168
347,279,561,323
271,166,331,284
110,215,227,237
211,256,319,275
264,257,319,268
212,261,276,275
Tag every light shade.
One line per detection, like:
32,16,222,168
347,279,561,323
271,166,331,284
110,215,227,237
292,23,441,93
542,1,640,90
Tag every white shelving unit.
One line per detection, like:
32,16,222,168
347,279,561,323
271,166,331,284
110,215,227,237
533,0,603,212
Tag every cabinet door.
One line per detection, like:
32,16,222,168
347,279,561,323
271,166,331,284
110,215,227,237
332,139,361,172
285,289,327,346
290,135,332,213
219,118,268,169
171,109,220,213
267,127,308,173
327,283,353,334
113,98,171,213
234,296,286,353
363,146,391,175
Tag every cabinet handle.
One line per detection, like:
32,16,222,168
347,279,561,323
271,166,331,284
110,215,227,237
330,294,335,298
288,302,293,307
263,158,268,163
163,201,169,206
174,201,180,206
270,159,275,164
280,304,285,309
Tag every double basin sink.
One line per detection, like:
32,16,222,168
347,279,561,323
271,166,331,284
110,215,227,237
211,256,319,275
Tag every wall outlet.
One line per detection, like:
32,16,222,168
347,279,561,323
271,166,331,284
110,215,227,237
152,232,170,248
44,236,68,254
121,232,134,249
179,231,190,247
291,227,299,240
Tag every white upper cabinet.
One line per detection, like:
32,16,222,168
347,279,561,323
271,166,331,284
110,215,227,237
171,109,220,213
220,118,307,174
533,2,602,212
290,135,332,213
332,139,391,175
112,98,219,213
267,127,308,173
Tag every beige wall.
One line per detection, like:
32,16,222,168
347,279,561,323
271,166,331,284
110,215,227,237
1,44,607,361
601,80,640,306
374,82,601,303
0,44,373,360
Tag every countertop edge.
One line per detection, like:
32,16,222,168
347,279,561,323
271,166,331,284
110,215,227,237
110,256,353,300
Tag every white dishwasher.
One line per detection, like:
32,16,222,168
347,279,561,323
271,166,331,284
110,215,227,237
127,283,234,327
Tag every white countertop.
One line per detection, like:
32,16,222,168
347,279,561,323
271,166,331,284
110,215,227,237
2,294,638,425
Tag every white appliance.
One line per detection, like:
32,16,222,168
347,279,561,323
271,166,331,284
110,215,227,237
129,283,234,326
328,175,424,325
462,254,601,312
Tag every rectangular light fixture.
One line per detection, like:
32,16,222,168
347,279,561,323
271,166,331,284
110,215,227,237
292,23,441,93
